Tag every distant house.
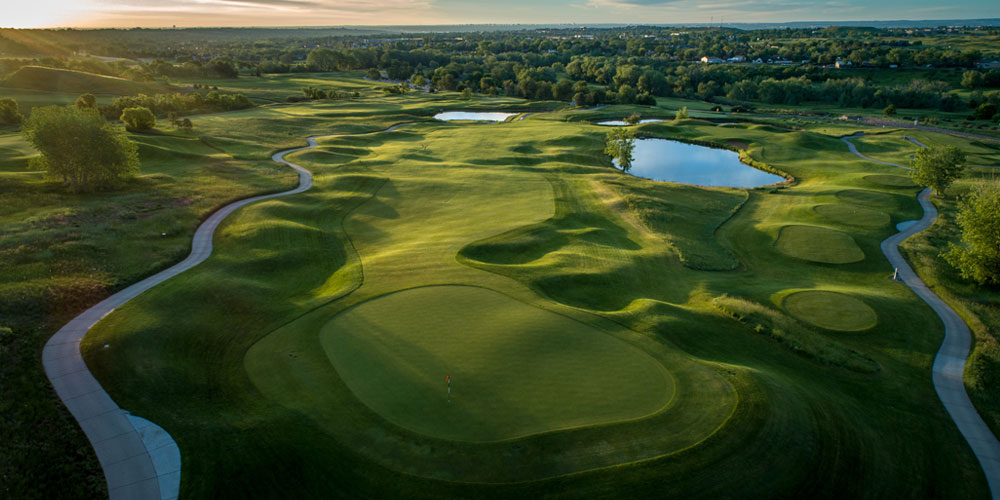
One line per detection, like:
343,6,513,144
978,59,1000,69
700,56,724,64
752,57,764,64
727,55,746,63
835,60,852,69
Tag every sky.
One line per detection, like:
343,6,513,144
4,0,999,29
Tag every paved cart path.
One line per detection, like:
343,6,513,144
43,124,407,499
843,133,1000,498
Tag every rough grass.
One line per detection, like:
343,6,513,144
783,290,879,332
713,294,880,372
1,65,167,96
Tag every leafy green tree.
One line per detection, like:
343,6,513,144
75,93,97,109
625,112,641,125
604,127,636,172
944,182,1000,286
365,68,381,80
0,97,22,125
22,106,139,192
909,146,966,196
120,107,156,130
179,118,193,132
410,74,427,87
675,106,689,120
962,70,985,89
883,104,896,116
461,88,473,99
973,103,997,120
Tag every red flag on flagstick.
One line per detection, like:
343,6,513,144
446,375,450,382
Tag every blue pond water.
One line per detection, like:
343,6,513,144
597,119,665,126
434,111,517,122
615,138,785,188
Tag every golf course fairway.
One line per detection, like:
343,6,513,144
76,95,989,498
322,285,674,442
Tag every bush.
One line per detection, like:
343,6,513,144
883,104,896,116
120,107,156,130
974,103,997,121
23,106,139,192
0,98,23,125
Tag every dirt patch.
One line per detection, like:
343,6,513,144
726,140,749,150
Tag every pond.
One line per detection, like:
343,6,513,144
434,111,518,122
597,119,666,126
614,138,785,188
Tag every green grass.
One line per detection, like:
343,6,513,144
775,225,866,264
322,285,673,443
814,204,891,228
783,290,879,332
1,65,168,96
5,73,995,498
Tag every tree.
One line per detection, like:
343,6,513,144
943,182,1000,286
366,68,381,80
461,88,473,99
962,70,985,89
604,127,637,172
675,106,689,120
973,103,997,121
0,98,22,125
179,118,193,132
909,146,967,196
625,112,641,125
75,93,97,109
120,107,156,130
22,106,139,192
883,104,896,116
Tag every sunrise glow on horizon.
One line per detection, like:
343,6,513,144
3,0,999,30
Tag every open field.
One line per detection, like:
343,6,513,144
3,62,1000,497
20,83,977,497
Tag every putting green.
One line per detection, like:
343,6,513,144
321,285,674,442
864,174,916,187
783,290,878,331
775,225,865,264
814,204,890,228
836,189,896,207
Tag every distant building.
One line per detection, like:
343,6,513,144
700,56,724,64
835,60,852,69
727,55,746,63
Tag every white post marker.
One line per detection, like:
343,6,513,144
446,374,451,403
893,268,899,281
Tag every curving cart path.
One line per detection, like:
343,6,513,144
844,133,1000,497
43,124,406,499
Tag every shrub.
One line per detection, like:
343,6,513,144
119,107,156,130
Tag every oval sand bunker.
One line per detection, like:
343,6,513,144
322,285,673,442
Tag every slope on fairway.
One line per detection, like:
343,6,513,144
322,285,674,442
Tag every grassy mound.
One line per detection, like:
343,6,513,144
836,189,896,207
783,290,878,331
322,285,673,442
1,66,165,95
775,225,865,264
864,174,916,187
713,295,879,372
813,204,890,228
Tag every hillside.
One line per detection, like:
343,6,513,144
1,66,166,96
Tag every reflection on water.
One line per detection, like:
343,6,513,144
434,111,517,122
614,139,785,188
597,119,666,126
